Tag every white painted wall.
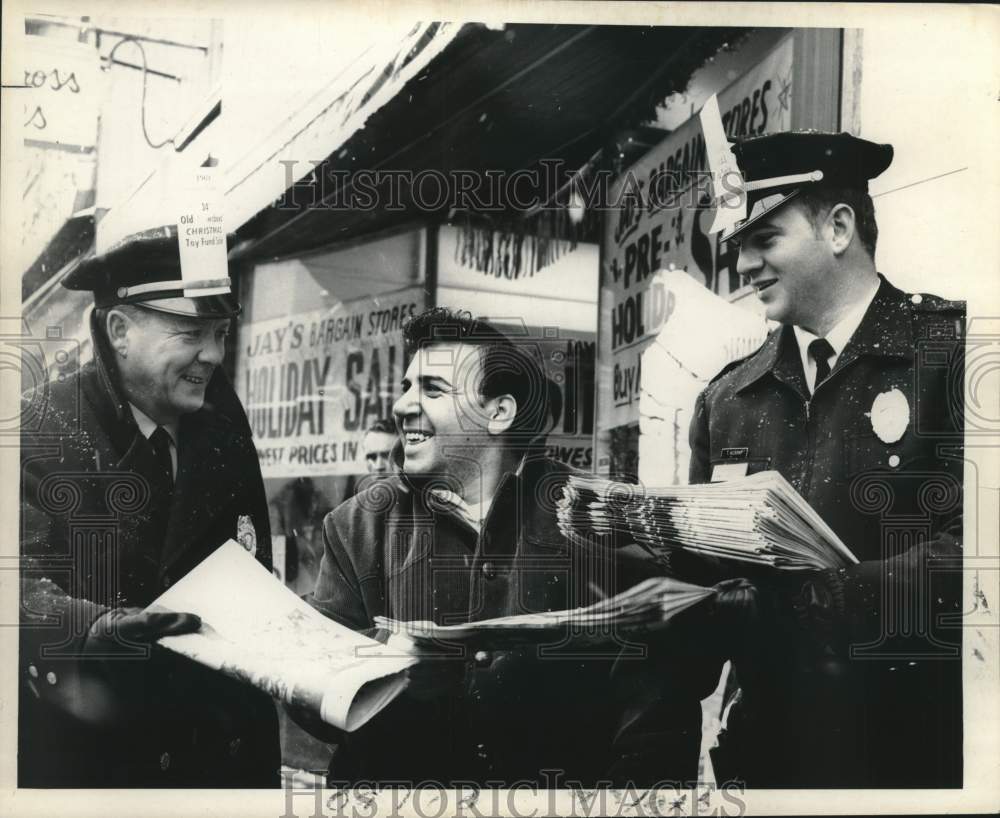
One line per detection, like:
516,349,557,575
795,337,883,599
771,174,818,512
437,224,598,333
843,18,999,306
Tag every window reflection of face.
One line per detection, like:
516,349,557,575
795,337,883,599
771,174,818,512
363,431,397,474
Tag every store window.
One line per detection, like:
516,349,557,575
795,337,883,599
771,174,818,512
234,228,426,594
436,224,599,470
596,28,842,483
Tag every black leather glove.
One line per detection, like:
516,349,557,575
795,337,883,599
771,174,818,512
712,577,760,658
36,608,201,727
403,654,468,702
84,607,202,656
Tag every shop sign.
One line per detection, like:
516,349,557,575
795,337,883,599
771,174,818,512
19,34,102,150
236,286,423,477
536,335,597,470
598,37,793,435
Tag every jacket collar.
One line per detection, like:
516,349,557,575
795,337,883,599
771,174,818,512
833,274,914,369
397,453,566,542
733,275,912,395
85,313,144,459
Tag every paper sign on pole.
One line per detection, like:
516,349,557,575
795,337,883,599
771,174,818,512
175,168,230,295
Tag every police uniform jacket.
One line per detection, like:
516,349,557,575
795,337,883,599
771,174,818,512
688,275,964,787
19,314,280,787
308,456,725,787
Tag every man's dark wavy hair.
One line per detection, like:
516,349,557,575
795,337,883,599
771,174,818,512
401,307,550,453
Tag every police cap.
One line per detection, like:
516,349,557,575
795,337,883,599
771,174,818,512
63,225,240,319
723,130,894,242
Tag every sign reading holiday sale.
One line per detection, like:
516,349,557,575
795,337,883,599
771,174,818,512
236,287,422,477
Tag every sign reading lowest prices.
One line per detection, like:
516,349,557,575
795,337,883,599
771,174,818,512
236,287,423,477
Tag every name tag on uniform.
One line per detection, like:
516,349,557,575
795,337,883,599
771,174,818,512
711,462,750,482
711,447,751,482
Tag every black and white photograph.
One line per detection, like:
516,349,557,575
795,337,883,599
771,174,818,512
1,2,998,815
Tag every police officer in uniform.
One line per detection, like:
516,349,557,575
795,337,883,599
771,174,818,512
689,132,964,787
19,226,280,787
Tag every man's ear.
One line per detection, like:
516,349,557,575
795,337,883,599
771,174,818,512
827,203,856,256
106,309,131,359
486,394,517,436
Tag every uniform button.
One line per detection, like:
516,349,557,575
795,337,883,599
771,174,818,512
228,737,241,756
163,576,172,588
481,561,496,580
46,672,57,685
160,752,171,771
28,665,38,678
910,294,923,305
888,454,901,468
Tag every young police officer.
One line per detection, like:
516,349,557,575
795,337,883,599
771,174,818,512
690,132,965,787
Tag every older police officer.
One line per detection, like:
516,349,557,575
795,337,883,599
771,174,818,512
19,226,280,787
690,132,965,787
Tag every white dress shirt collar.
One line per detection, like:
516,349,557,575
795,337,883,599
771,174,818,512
793,278,880,393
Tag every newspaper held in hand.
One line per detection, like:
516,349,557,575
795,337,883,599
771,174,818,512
375,576,713,647
556,470,858,571
147,540,416,732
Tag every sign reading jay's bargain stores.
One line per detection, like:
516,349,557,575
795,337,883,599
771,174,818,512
236,287,422,477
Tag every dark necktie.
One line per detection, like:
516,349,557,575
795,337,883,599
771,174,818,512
808,337,835,390
149,426,174,492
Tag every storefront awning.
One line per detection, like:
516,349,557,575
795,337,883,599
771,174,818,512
231,23,745,264
22,206,96,304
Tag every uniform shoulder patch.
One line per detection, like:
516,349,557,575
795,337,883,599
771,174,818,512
707,356,750,385
908,292,966,313
909,293,966,341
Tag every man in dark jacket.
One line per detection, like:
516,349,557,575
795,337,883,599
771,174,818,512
689,131,964,787
302,308,725,786
19,226,280,787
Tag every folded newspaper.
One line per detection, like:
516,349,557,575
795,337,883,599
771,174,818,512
147,540,416,732
375,575,714,647
556,470,858,571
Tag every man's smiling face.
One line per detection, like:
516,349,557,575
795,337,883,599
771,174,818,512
116,307,230,424
733,200,837,330
392,342,492,485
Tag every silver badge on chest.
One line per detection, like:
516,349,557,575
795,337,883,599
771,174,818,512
867,387,910,444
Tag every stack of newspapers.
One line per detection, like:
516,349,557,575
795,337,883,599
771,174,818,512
375,576,713,646
556,470,858,571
